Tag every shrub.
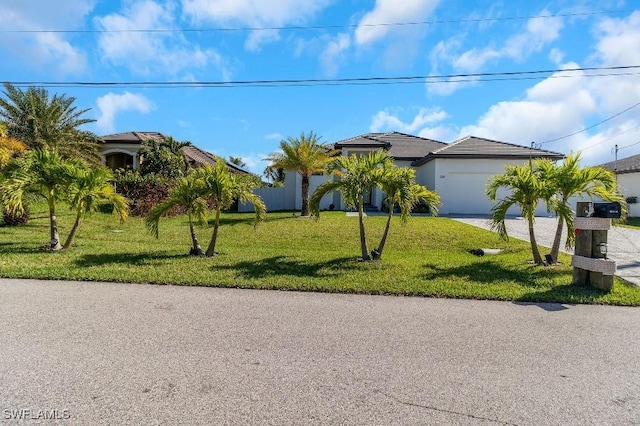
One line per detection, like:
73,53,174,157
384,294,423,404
113,170,182,217
2,205,29,226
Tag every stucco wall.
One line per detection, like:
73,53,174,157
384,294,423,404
617,172,640,217
423,158,548,216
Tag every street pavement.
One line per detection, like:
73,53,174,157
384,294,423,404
453,216,640,286
1,278,639,425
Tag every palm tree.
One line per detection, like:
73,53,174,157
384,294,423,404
195,158,266,257
486,163,546,265
265,132,337,216
538,152,625,263
145,174,209,255
0,83,100,164
372,166,441,260
310,151,392,261
63,167,129,249
1,149,79,250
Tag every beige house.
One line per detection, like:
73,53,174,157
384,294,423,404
99,131,248,174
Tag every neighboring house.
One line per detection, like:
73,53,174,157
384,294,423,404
600,153,640,217
99,131,248,174
244,132,564,216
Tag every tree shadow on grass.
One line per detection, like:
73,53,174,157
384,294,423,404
514,284,611,305
422,260,568,288
75,251,187,267
207,215,293,227
217,255,359,279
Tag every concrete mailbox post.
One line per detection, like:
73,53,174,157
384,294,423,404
571,202,620,291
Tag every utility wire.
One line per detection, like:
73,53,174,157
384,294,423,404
577,124,640,152
618,140,640,150
0,9,631,34
6,65,639,89
540,101,640,145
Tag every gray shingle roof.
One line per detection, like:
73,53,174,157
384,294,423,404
181,145,248,174
412,136,564,166
332,132,447,160
599,153,640,174
100,131,166,144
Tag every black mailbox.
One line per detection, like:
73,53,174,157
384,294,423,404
593,202,622,218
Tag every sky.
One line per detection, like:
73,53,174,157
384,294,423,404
0,0,639,175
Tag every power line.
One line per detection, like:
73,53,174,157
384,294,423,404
0,9,631,34
577,123,640,152
5,65,639,89
618,140,640,150
540,101,640,145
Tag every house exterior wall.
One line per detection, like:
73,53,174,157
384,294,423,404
425,158,549,216
617,172,640,217
100,144,142,170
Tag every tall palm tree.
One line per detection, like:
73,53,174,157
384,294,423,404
145,174,209,256
486,162,546,265
1,149,79,250
0,83,99,164
372,166,441,260
310,151,392,261
265,131,337,216
195,158,266,257
63,167,129,249
538,152,625,263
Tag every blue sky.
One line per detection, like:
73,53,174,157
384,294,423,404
1,0,639,175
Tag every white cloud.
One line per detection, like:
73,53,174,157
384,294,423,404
95,92,154,133
95,1,223,76
354,0,440,46
453,11,564,72
370,107,453,140
320,33,351,75
0,0,93,75
264,133,283,140
181,0,334,50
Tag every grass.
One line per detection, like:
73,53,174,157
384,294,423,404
1,205,639,306
618,217,640,229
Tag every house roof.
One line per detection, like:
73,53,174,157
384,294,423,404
100,131,166,144
181,145,248,174
412,136,565,166
599,153,640,174
332,132,448,160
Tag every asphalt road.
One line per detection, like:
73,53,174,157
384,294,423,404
453,217,640,286
1,279,639,425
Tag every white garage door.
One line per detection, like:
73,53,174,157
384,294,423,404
447,172,497,215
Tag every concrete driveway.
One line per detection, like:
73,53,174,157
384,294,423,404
1,278,639,425
453,216,640,286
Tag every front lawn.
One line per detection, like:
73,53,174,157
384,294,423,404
618,217,640,229
1,207,639,305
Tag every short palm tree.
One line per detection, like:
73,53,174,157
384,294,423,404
373,166,441,260
0,83,100,164
195,159,266,257
1,149,79,250
538,152,625,263
64,167,129,249
310,151,392,261
486,163,546,265
145,174,209,256
265,132,337,216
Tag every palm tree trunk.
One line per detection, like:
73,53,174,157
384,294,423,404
62,210,82,249
205,207,221,257
301,174,310,216
188,213,204,256
48,197,62,250
373,209,393,260
358,196,371,261
549,217,564,263
528,219,543,265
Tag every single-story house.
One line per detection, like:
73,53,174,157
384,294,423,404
243,132,564,216
600,153,640,217
99,131,247,174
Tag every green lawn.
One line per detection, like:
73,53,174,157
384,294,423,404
618,217,640,229
1,206,639,305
